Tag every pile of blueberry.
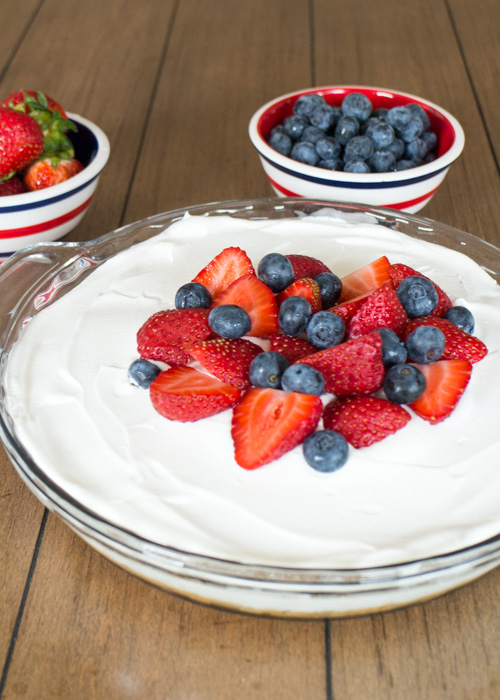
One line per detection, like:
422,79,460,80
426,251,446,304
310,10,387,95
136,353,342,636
267,92,438,173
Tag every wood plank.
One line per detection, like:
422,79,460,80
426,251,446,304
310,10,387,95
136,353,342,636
0,1,42,75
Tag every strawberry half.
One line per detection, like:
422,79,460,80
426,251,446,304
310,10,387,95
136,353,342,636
403,316,487,364
347,282,408,339
211,273,279,338
323,396,411,448
409,359,472,424
338,255,391,302
389,263,452,316
300,333,385,396
137,308,212,366
192,247,255,300
188,337,262,389
269,333,317,363
276,278,322,314
231,387,322,469
286,254,332,280
150,366,241,422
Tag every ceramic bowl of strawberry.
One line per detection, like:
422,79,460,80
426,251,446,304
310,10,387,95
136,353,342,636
249,86,465,213
0,113,110,260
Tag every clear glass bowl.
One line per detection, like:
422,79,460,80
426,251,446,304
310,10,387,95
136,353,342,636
1,197,499,618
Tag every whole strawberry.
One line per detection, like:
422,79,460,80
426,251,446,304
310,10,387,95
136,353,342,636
23,157,84,191
0,107,44,179
0,176,25,196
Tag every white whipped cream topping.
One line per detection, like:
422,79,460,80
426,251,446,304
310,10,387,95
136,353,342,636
5,213,500,568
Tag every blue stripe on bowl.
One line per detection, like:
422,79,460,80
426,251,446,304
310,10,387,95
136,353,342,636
0,174,99,214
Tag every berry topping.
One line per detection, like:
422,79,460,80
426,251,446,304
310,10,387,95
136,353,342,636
302,430,349,473
405,325,445,364
374,327,408,368
248,351,289,389
231,388,322,469
306,310,345,349
300,333,385,396
409,359,472,424
314,271,342,308
281,363,325,396
128,359,161,389
403,316,488,364
257,252,295,293
211,273,279,338
192,247,255,300
269,333,317,363
396,276,439,318
338,256,391,302
175,282,212,309
323,396,411,448
285,254,332,280
137,308,212,367
383,364,427,404
188,338,262,390
277,278,322,314
150,366,241,422
208,304,252,338
347,282,408,339
278,295,312,337
444,305,475,334
389,263,452,316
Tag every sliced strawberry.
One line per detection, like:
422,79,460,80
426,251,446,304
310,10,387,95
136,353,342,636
231,387,322,469
347,282,408,339
211,273,279,338
300,333,385,396
269,333,317,363
150,366,241,422
409,359,472,424
338,255,391,302
403,316,487,364
323,396,411,448
327,291,371,333
276,278,322,314
389,263,452,316
188,337,262,390
137,308,212,367
286,254,332,280
192,247,255,300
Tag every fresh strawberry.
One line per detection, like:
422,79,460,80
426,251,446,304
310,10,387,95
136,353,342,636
188,337,262,389
0,107,44,179
403,316,487,364
409,359,472,424
231,387,322,469
323,396,411,448
347,282,408,339
300,333,385,396
192,247,255,300
1,90,68,118
150,366,241,422
285,254,332,280
211,273,279,338
269,333,317,363
327,291,371,332
22,157,83,191
276,277,322,313
137,308,212,366
338,255,391,302
389,263,452,316
0,176,25,196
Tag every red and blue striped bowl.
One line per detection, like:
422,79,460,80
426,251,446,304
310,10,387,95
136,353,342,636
0,113,110,260
249,86,464,213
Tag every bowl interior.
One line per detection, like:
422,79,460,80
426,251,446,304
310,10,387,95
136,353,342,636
257,87,456,158
69,118,99,168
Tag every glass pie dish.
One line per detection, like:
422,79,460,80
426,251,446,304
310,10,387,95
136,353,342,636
0,197,499,618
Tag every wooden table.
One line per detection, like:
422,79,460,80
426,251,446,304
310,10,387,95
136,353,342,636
1,1,499,698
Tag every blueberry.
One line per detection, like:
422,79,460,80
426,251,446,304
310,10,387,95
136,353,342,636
268,130,292,156
314,271,342,307
421,129,438,152
344,160,371,173
310,103,338,131
406,103,431,131
281,363,325,396
374,327,408,368
444,306,475,334
385,106,412,131
344,135,374,163
306,310,345,349
303,430,349,472
290,140,319,166
258,252,295,292
383,363,426,404
394,159,418,171
335,116,360,146
318,158,344,171
249,351,289,389
405,137,428,162
385,136,405,160
405,325,445,363
283,114,309,141
175,282,212,309
360,116,382,134
372,107,389,120
369,149,396,173
208,304,252,338
366,121,395,149
396,276,438,318
398,116,424,143
128,359,161,389
315,136,341,161
278,296,312,336
341,92,373,122
293,93,325,118
301,125,328,144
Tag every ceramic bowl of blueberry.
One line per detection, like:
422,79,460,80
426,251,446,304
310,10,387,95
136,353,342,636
249,86,464,214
